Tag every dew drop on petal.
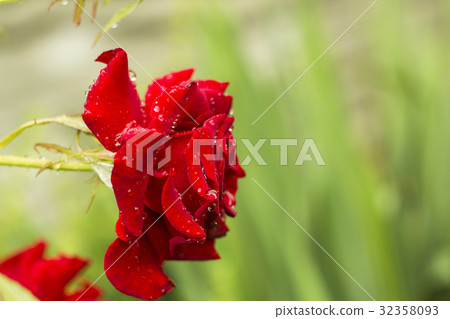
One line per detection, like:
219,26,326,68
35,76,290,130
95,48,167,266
158,114,164,121
134,255,142,264
111,23,119,29
153,105,160,113
61,0,69,5
206,189,218,200
129,70,137,82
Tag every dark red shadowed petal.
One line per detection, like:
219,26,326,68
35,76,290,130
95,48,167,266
168,237,220,260
150,81,210,134
144,175,167,214
112,127,170,237
161,177,206,239
201,114,227,185
144,209,172,261
105,238,174,301
208,214,230,238
112,145,149,237
83,48,144,152
184,129,210,198
95,48,123,64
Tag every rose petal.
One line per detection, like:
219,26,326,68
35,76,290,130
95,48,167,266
66,281,101,301
0,241,46,290
144,209,172,261
150,81,210,134
105,238,174,301
168,237,220,260
112,144,149,237
83,49,144,152
31,257,88,301
144,68,194,118
161,177,206,239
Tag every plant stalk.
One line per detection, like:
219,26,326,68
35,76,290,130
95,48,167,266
0,155,93,171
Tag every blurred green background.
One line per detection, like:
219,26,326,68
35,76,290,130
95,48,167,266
0,0,449,301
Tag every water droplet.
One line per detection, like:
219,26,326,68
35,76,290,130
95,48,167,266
158,114,164,121
206,189,218,200
142,211,148,220
129,70,136,82
127,189,133,197
229,110,234,115
61,0,69,5
153,105,160,113
170,167,176,175
208,202,217,212
111,23,119,29
197,187,202,193
134,255,142,264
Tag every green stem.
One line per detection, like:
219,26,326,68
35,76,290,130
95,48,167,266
0,155,93,172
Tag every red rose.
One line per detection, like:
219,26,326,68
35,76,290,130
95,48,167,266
83,48,245,300
0,241,101,301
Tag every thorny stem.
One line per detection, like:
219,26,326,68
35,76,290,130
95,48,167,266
0,155,94,172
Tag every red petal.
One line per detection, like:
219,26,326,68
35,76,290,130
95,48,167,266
95,48,123,64
30,257,87,301
184,129,210,197
168,237,220,260
149,81,210,134
104,238,174,301
161,177,206,239
83,49,144,152
0,241,45,290
144,175,167,214
66,281,101,301
115,215,134,241
144,69,194,116
217,116,234,138
112,145,150,237
197,80,229,92
0,241,100,301
144,209,172,261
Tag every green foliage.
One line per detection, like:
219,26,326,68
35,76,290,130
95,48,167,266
93,0,143,45
0,0,24,4
0,274,38,301
0,115,89,150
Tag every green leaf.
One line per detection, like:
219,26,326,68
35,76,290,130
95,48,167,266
0,115,91,150
0,0,24,4
73,0,85,26
0,274,38,301
93,0,143,45
90,161,113,188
